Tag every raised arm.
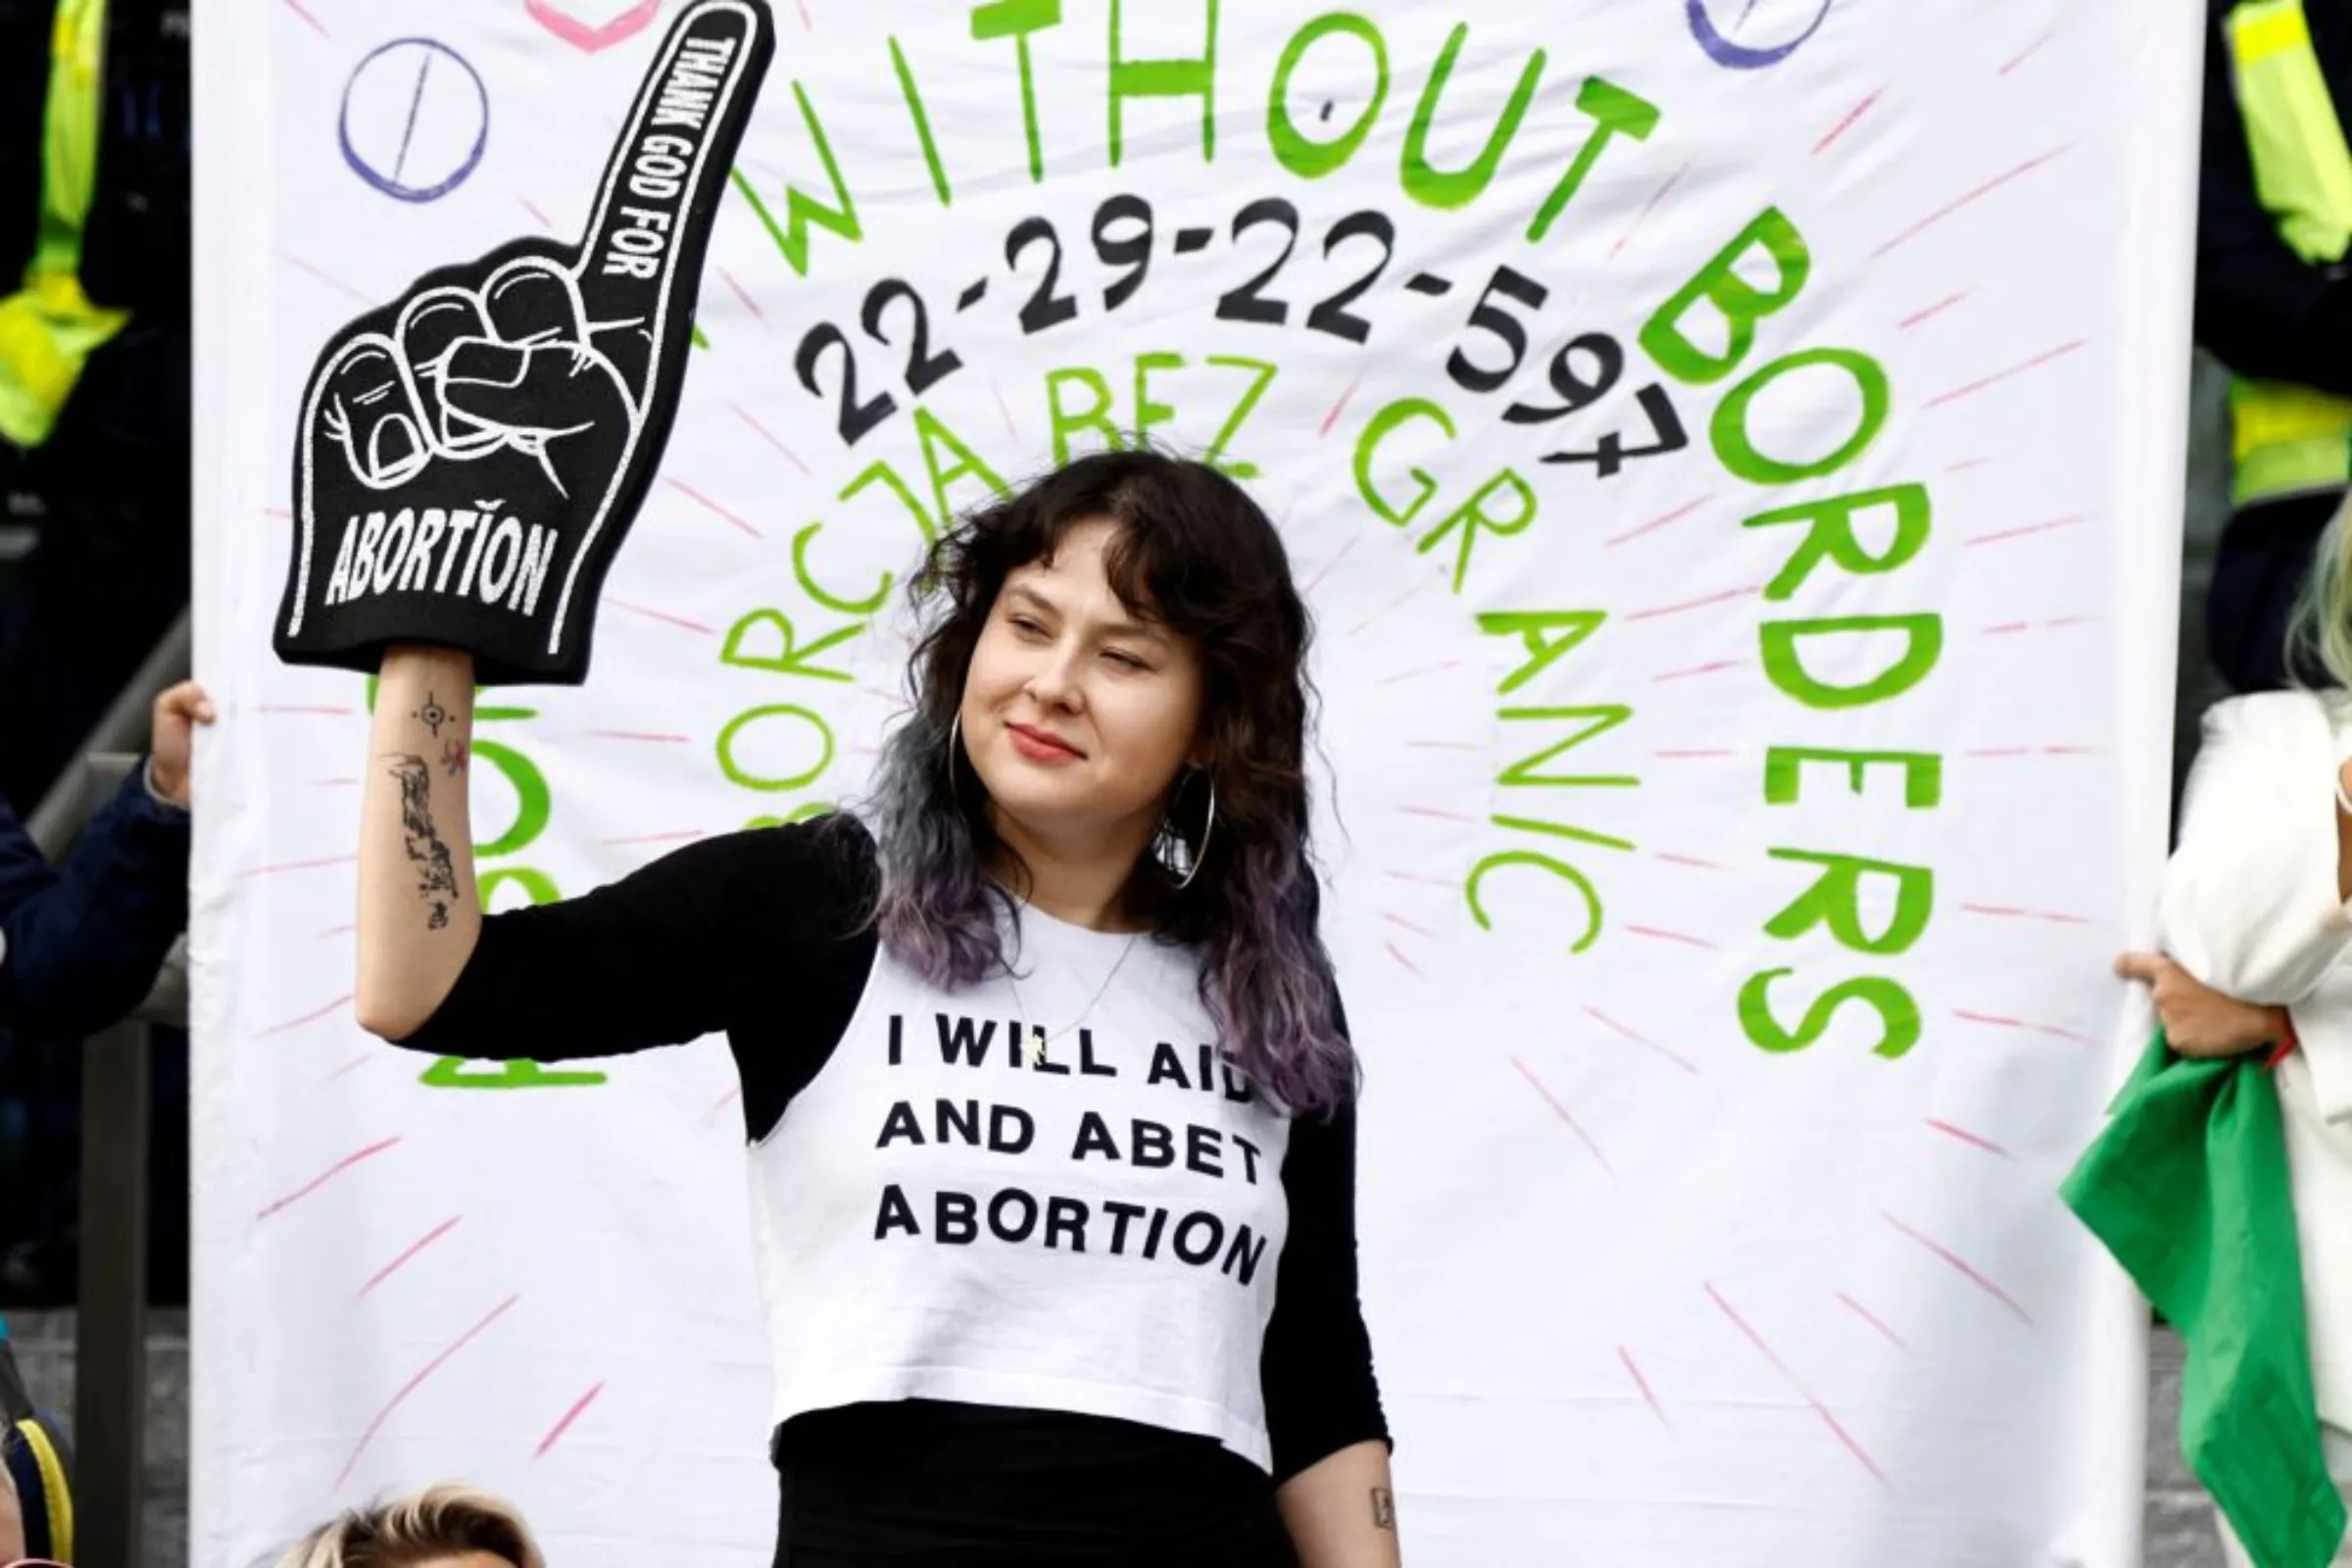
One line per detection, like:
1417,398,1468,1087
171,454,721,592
351,647,859,1062
355,646,482,1039
0,681,205,1037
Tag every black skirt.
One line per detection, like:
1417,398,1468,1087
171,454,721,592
771,1401,1300,1567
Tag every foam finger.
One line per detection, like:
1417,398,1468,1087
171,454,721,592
482,257,586,347
571,0,773,404
396,287,497,452
310,333,432,490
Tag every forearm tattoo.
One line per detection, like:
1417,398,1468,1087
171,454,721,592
413,691,451,737
1372,1487,1396,1532
440,739,469,778
386,754,460,930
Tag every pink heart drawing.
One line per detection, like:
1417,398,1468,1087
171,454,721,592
524,0,663,52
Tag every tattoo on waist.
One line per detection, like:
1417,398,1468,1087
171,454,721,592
386,754,460,930
1372,1487,1396,1531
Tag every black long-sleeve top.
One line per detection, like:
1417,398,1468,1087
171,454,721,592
396,813,1386,1563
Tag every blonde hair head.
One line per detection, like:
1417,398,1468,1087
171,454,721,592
2286,493,2352,692
273,1483,543,1568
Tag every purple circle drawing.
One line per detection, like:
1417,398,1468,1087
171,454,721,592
339,37,491,203
1687,0,1837,70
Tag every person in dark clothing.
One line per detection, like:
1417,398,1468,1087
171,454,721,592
346,453,1397,1567
2197,0,2352,692
0,678,207,1036
0,0,192,808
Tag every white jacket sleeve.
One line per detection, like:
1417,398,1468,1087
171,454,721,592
2159,692,2352,1005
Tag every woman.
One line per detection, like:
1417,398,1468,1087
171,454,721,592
274,1483,544,1568
2115,501,2352,1566
352,450,1397,1566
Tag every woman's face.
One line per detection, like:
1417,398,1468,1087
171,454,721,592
959,517,1205,858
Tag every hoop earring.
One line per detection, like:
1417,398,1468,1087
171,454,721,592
946,713,964,808
1181,774,1217,891
1157,770,1217,891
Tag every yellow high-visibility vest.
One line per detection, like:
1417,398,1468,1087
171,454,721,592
0,0,128,451
2226,0,2352,506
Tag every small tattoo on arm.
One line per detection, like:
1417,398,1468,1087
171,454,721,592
413,692,451,737
1371,1488,1396,1531
440,739,468,778
387,754,461,929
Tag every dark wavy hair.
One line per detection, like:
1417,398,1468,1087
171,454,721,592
859,447,1357,1115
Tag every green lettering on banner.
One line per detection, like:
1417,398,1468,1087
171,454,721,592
1492,812,1635,855
1048,366,1122,463
1640,207,1812,385
1401,24,1544,211
1201,354,1276,476
1745,482,1932,600
1496,707,1636,788
1478,609,1605,695
1526,76,1661,243
730,82,862,275
1416,466,1538,593
1764,747,1942,809
421,1055,612,1090
1467,847,1609,955
1760,613,1942,709
969,0,1062,182
1134,352,1183,443
718,704,839,792
721,607,858,683
1712,347,1890,484
1354,396,1454,525
1762,847,1935,956
470,738,551,860
1042,355,1273,472
1108,0,1219,166
1739,968,1921,1059
793,521,894,617
890,37,955,209
914,407,1010,521
478,866,561,907
1266,13,1389,179
842,460,940,547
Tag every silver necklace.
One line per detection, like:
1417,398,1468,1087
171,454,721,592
1005,931,1144,1066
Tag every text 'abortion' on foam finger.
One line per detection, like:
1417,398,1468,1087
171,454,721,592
320,506,561,618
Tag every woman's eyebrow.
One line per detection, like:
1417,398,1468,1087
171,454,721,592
1008,583,1169,642
1101,611,1171,644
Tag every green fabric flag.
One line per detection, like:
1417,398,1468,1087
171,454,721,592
2062,1034,2346,1568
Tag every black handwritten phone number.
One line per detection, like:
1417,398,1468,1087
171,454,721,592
792,194,1690,478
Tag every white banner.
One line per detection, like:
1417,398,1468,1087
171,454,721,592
191,2,2198,1564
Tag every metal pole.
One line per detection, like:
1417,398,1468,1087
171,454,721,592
72,756,151,1568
